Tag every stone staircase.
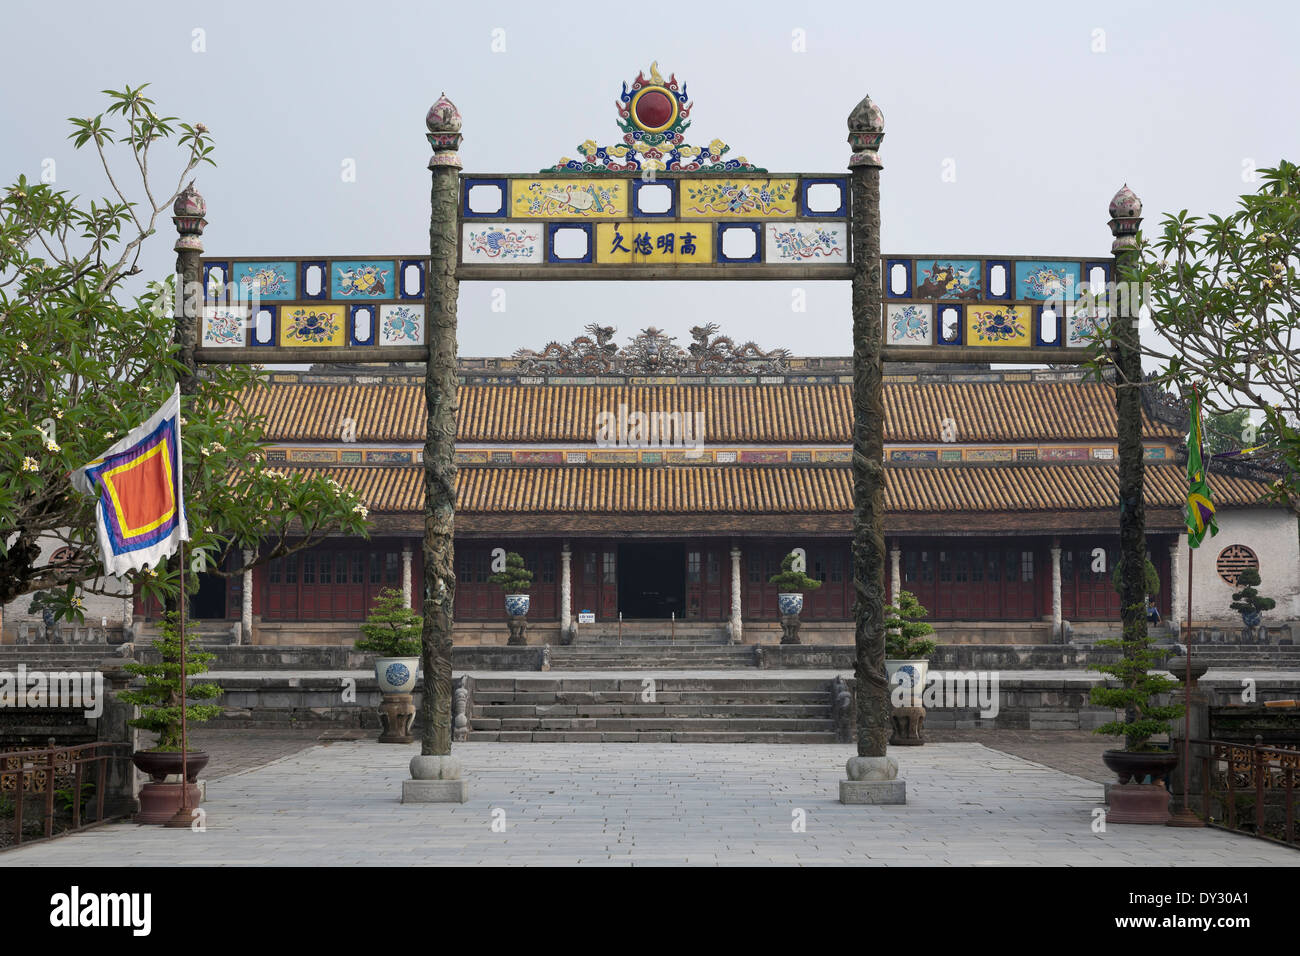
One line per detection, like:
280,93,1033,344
0,645,131,672
549,643,755,669
465,675,838,743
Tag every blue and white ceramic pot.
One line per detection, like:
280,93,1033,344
778,592,804,616
375,657,419,695
886,659,929,707
505,593,531,618
1241,609,1262,628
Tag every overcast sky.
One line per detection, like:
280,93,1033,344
3,0,1297,359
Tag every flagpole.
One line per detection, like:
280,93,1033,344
1169,383,1205,827
165,540,192,828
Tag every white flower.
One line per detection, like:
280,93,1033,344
71,596,85,610
18,342,28,352
103,431,115,440
22,456,38,472
53,408,63,419
209,441,225,453
0,430,10,440
353,503,369,519
44,439,60,452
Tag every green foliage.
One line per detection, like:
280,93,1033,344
0,85,369,617
1205,409,1254,457
1088,610,1182,752
768,551,823,592
355,587,423,657
1095,161,1300,517
54,782,95,816
119,613,222,751
884,590,937,659
1110,556,1161,598
1230,568,1276,619
0,793,13,819
488,552,534,593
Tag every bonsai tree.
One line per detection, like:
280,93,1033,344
355,588,422,658
1088,601,1182,752
768,552,823,593
488,552,534,593
119,613,222,752
1230,568,1276,624
885,590,938,659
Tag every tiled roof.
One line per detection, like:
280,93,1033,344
280,463,1271,515
239,382,1181,444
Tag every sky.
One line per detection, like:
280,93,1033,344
2,0,1298,359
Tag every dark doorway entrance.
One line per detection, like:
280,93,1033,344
190,572,228,619
617,543,685,619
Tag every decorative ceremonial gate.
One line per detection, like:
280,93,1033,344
184,63,1145,801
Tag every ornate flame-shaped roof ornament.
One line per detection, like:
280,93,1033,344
1109,183,1142,219
544,62,764,174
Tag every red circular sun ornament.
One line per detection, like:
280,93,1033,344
630,87,677,133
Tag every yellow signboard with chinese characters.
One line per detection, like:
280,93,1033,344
679,178,797,218
510,179,629,218
595,223,713,265
966,305,1033,348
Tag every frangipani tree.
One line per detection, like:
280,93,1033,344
0,85,368,622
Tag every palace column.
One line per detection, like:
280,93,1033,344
889,542,901,606
842,92,903,803
1050,537,1062,641
1167,538,1183,631
560,540,572,636
729,544,743,643
404,93,467,802
241,548,254,644
401,544,414,606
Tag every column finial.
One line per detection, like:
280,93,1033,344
426,94,463,170
847,93,884,169
1108,184,1142,254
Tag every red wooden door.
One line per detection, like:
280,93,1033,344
1002,546,1038,620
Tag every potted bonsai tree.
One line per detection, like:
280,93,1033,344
1089,575,1183,823
120,612,223,823
355,587,423,695
768,551,822,618
885,589,938,715
1230,568,1275,631
489,552,534,645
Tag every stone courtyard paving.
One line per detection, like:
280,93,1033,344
3,742,1298,866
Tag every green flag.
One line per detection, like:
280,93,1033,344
1184,388,1218,548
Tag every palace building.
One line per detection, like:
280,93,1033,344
104,328,1295,649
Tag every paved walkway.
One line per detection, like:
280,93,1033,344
207,668,1300,682
4,742,1296,866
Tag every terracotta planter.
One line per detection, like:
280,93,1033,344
1101,748,1178,785
132,749,209,783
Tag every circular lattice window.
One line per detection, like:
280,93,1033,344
1216,545,1259,585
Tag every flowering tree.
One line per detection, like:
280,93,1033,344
0,85,368,622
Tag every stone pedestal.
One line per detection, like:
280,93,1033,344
840,754,907,805
779,614,801,645
378,694,416,744
402,754,469,804
507,617,528,646
889,705,926,746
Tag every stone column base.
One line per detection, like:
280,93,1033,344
402,779,469,803
378,694,416,744
839,779,907,804
135,782,203,824
840,754,907,804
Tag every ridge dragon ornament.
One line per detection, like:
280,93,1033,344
544,62,765,174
